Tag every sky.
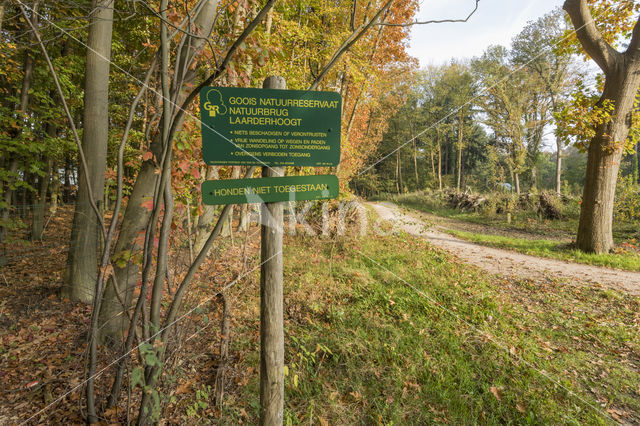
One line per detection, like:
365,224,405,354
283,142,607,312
408,0,565,67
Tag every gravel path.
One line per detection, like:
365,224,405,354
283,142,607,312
370,202,640,296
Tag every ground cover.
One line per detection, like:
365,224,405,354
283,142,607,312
1,206,638,424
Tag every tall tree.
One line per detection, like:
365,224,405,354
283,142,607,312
472,46,531,194
511,9,575,194
62,0,114,303
436,63,474,190
563,0,640,253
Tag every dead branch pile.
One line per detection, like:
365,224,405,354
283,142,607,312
444,189,487,212
538,191,563,220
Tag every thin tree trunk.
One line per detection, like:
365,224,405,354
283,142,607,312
555,136,563,194
632,142,638,184
436,130,442,191
444,142,449,176
32,117,57,240
50,161,60,213
429,148,435,183
531,166,538,191
398,150,403,193
457,112,463,190
63,0,114,303
31,157,51,240
0,157,18,266
395,150,399,193
413,139,419,190
0,1,6,33
194,166,219,252
99,0,222,344
514,172,521,195
222,166,240,236
0,158,18,242
19,0,37,114
63,155,71,203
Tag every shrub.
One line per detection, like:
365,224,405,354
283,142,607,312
615,175,640,232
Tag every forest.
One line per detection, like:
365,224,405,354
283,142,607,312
1,0,639,423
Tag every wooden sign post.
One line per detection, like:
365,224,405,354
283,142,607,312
259,75,286,425
199,75,341,425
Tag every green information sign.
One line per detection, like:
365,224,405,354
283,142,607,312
202,175,339,205
200,87,341,167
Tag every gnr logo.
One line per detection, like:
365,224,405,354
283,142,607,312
203,89,227,117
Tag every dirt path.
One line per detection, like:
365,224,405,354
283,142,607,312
370,202,640,296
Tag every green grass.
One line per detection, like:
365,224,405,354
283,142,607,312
445,229,640,272
221,227,640,424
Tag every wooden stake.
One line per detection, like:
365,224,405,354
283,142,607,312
260,76,286,425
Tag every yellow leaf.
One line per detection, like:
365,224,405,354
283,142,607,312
489,386,502,401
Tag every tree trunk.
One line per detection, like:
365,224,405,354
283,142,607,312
19,0,37,115
0,157,18,266
32,118,57,240
193,166,219,252
63,155,72,203
221,166,241,236
457,112,463,190
0,158,18,242
398,151,403,193
577,72,640,253
443,142,448,176
63,0,114,303
394,150,399,193
413,140,419,190
0,1,6,34
555,136,563,194
437,130,442,191
50,161,60,213
530,165,538,192
514,172,520,195
99,0,219,344
31,157,51,240
429,148,436,184
633,142,638,184
564,0,640,253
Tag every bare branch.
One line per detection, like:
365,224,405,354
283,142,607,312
379,0,479,27
167,0,277,141
160,166,256,342
625,11,640,59
309,0,394,91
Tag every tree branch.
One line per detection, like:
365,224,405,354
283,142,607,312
167,0,277,142
563,0,620,73
379,0,479,27
309,0,394,91
625,12,640,59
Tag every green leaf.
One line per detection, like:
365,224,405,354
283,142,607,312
131,366,144,389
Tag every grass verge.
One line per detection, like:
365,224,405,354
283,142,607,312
445,229,640,272
222,227,640,424
389,193,640,272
